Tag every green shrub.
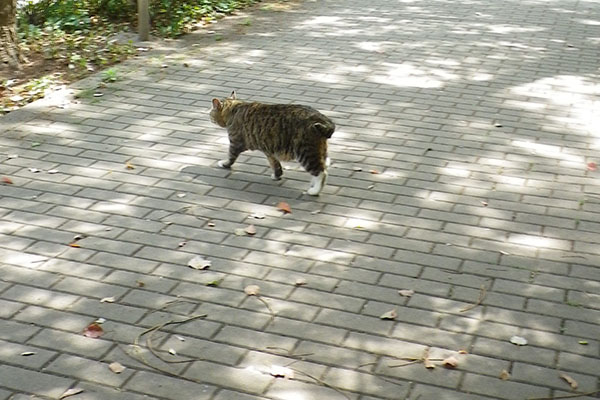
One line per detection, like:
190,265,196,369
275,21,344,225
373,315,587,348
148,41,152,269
18,0,259,37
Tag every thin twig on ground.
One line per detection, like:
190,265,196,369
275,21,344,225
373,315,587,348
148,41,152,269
460,284,487,312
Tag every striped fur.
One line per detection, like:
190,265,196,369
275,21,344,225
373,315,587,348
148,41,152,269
210,91,335,195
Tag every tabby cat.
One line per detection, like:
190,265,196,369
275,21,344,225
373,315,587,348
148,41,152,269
210,91,335,196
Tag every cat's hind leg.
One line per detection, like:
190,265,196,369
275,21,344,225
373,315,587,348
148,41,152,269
218,141,246,169
266,154,283,181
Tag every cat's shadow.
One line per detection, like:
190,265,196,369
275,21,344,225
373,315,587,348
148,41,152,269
180,164,276,189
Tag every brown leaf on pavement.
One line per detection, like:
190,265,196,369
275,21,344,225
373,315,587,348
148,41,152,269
560,373,578,390
277,201,292,214
244,284,260,296
108,361,126,374
270,365,295,379
380,309,397,320
442,356,459,368
398,289,414,297
83,322,104,338
244,224,257,235
1,177,13,184
499,369,510,380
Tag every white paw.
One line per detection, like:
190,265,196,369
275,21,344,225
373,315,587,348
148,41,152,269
218,160,231,169
325,157,331,168
271,173,282,181
307,171,327,196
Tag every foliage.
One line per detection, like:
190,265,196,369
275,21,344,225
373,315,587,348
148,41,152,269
17,0,260,37
3,0,259,113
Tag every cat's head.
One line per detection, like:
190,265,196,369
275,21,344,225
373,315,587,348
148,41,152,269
210,91,238,127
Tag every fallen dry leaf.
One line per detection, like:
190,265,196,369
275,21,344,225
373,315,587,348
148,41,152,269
125,162,135,170
168,348,177,356
277,201,292,214
369,169,380,174
458,349,468,354
244,284,260,296
442,356,459,368
398,289,415,297
560,373,578,390
500,369,510,380
270,365,295,379
295,278,307,286
83,322,104,338
245,224,257,236
380,309,397,320
423,357,436,369
100,296,115,303
108,362,126,374
509,335,528,346
1,177,13,184
20,351,36,356
188,255,211,270
250,212,265,219
60,388,84,399
587,162,597,171
68,242,81,248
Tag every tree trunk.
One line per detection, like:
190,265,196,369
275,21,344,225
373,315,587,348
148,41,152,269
0,0,22,72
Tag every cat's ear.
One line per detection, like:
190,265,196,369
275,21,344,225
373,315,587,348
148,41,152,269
211,98,222,110
230,91,237,100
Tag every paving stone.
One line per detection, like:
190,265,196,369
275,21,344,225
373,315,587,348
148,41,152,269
28,327,113,359
1,0,600,399
0,365,75,399
125,370,217,400
266,378,358,400
46,354,134,387
460,373,550,400
0,338,57,369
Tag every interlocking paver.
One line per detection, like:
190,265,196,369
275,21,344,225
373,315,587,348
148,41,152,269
2,0,600,398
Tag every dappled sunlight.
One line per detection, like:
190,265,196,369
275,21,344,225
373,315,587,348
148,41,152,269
370,63,450,89
486,25,546,35
512,140,583,162
2,0,600,398
508,234,570,250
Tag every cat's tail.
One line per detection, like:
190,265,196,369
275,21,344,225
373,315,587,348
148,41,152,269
313,116,335,139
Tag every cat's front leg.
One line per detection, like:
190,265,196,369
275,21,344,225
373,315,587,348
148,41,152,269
307,170,328,196
218,140,246,169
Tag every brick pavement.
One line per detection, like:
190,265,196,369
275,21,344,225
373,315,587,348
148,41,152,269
1,0,600,398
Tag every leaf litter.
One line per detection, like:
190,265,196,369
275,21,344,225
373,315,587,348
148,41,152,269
277,201,292,214
100,296,116,303
108,362,126,374
83,322,104,338
559,373,578,390
510,336,528,346
59,388,84,399
121,300,385,400
380,309,397,320
188,255,211,270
